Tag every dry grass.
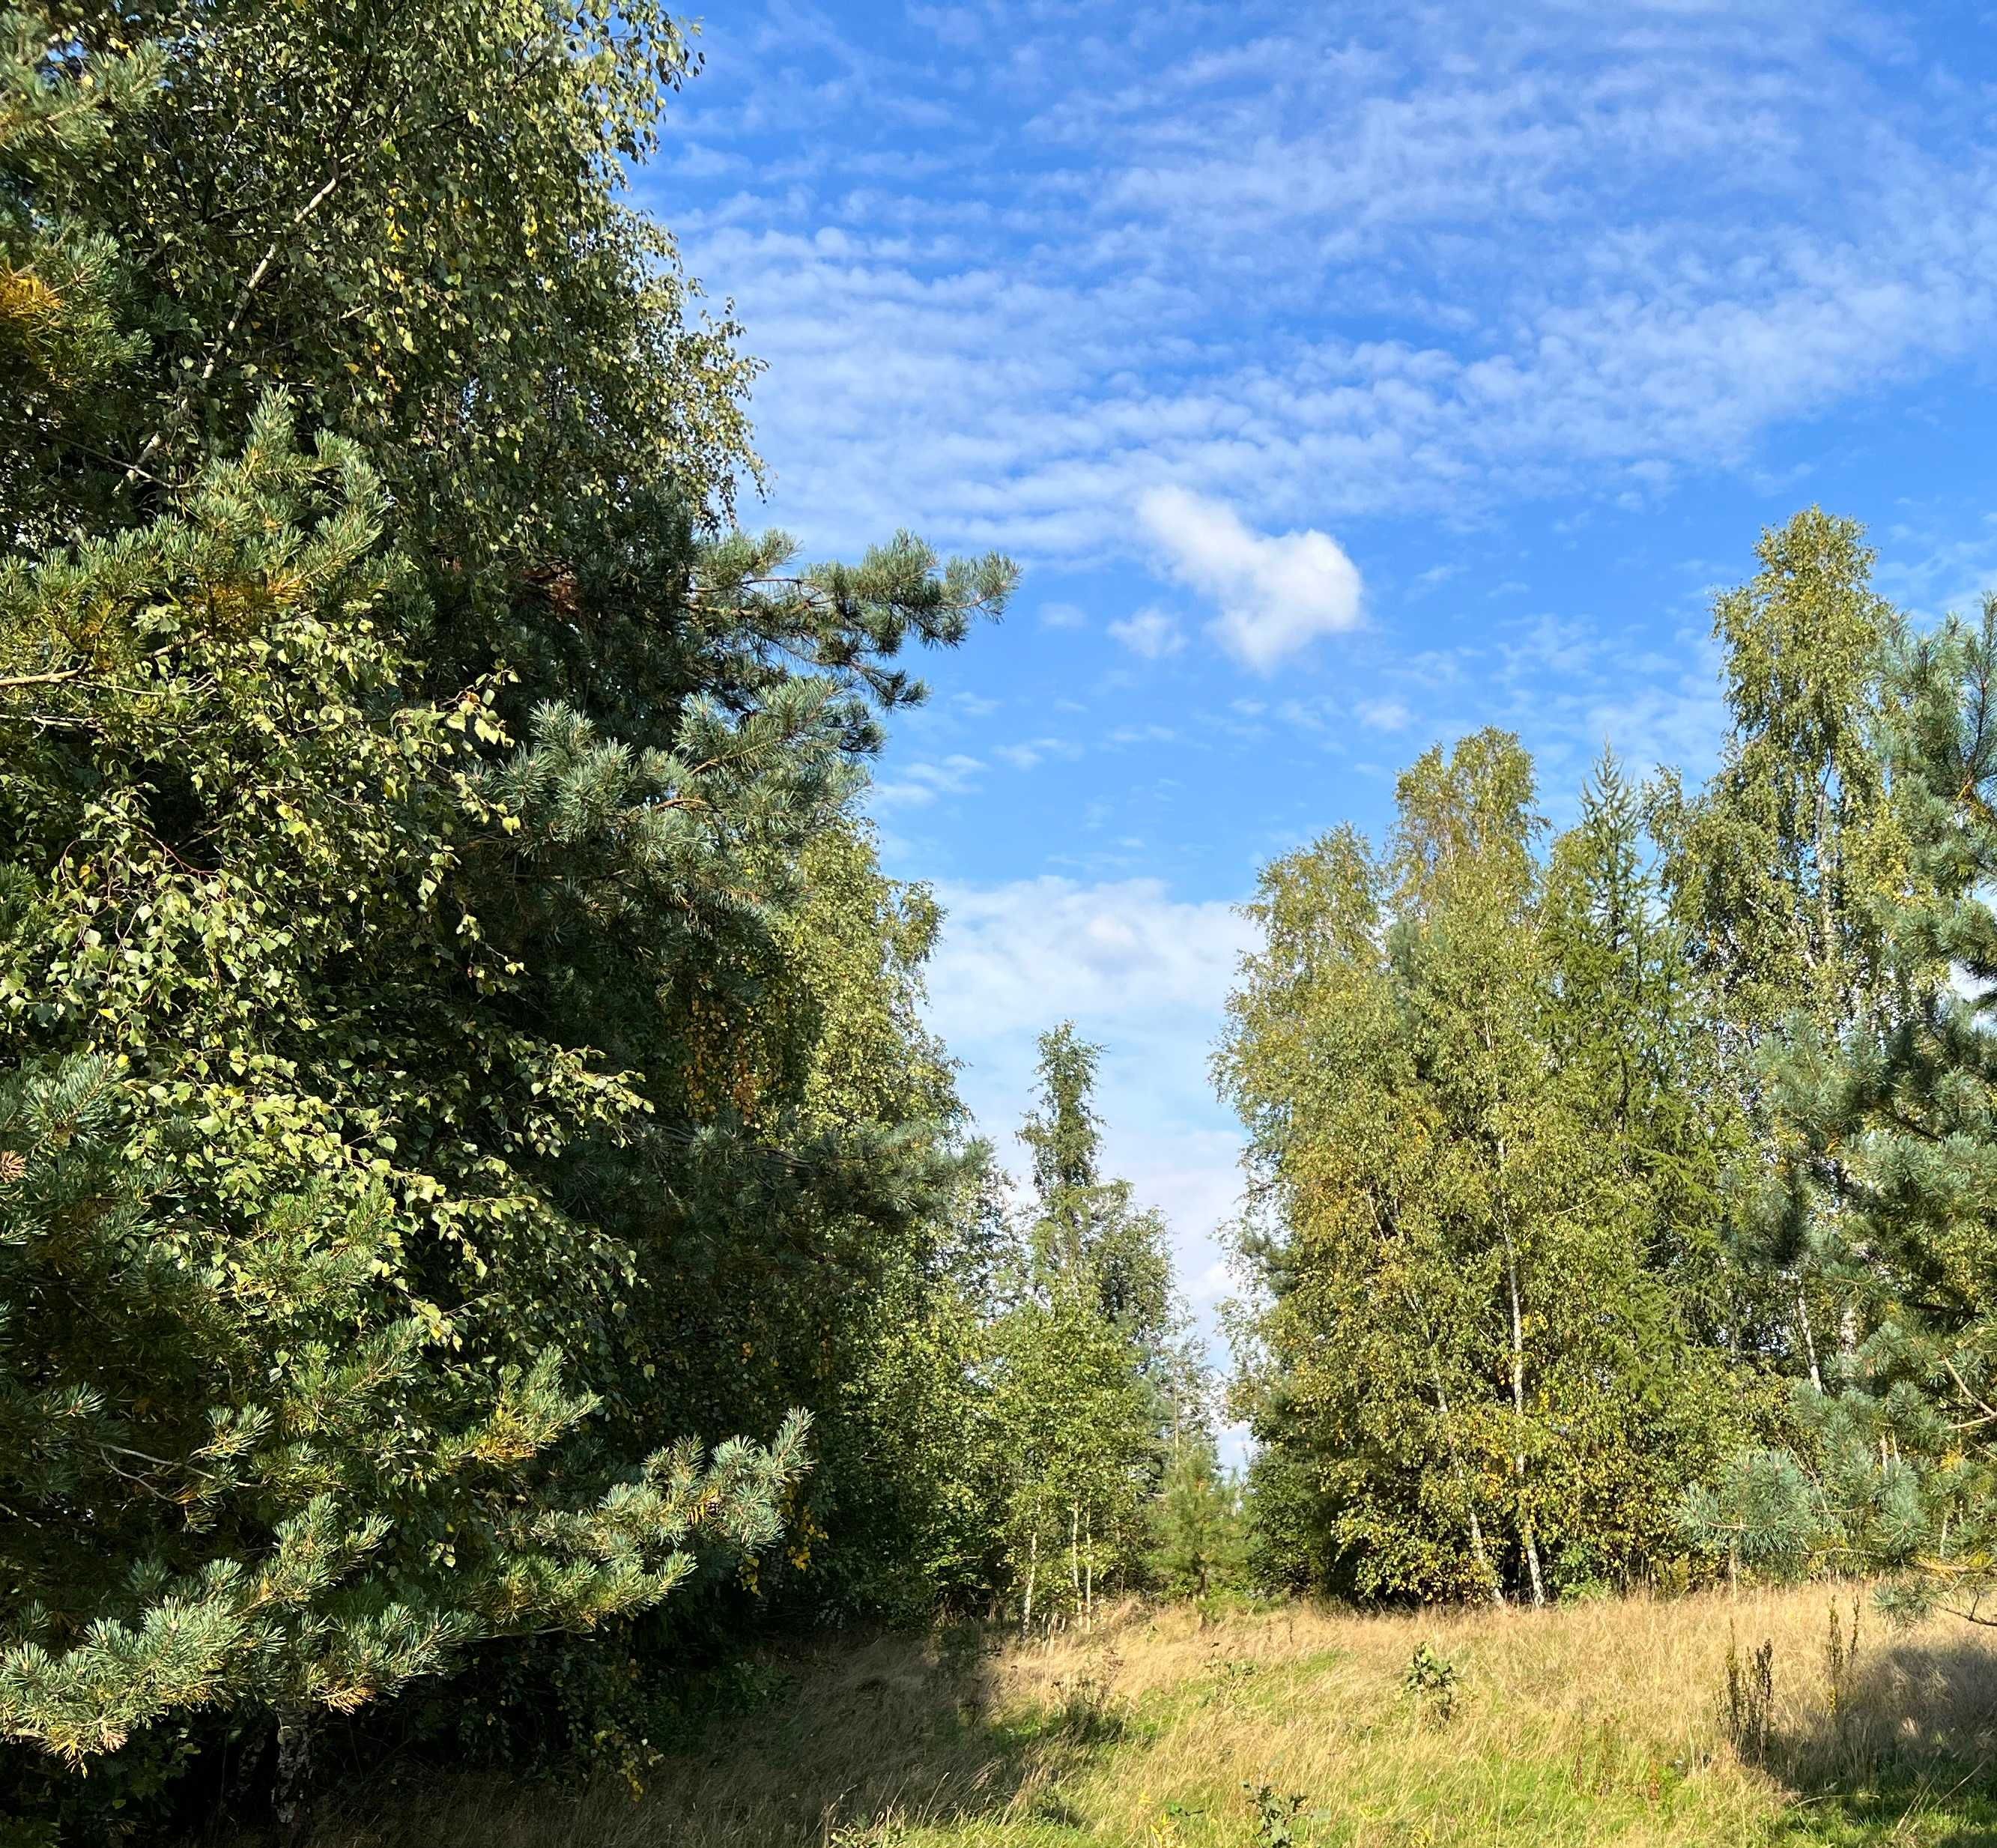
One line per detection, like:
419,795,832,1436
312,1586,1997,1847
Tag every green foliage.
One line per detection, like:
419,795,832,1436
1148,1441,1249,1602
0,0,1016,1830
0,412,815,1821
989,1026,1195,1629
1244,1781,1309,1847
1658,508,1902,1037
5,0,754,552
1020,1023,1180,1363
21,0,1997,1820
1220,512,1933,1620
1686,593,1997,1617
1400,1643,1460,1724
1678,1446,1823,1584
1655,509,1912,1394
1222,733,1746,1605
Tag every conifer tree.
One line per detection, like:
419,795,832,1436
1688,596,1997,1614
1,1,1013,1824
1019,1024,1179,1373
1148,1438,1248,1602
991,1027,1187,1629
0,418,810,1826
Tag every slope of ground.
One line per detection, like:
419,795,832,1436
315,1587,1997,1847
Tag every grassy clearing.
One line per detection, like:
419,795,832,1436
313,1587,1997,1847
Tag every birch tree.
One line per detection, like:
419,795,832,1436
1222,733,1739,1602
1655,509,1909,1386
990,1027,1185,1629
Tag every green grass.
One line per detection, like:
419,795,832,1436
309,1587,1997,1847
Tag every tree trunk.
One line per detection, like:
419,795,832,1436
1022,1530,1037,1635
1797,1276,1823,1391
1417,1328,1503,1607
1502,1229,1545,1608
1401,1274,1504,1607
1083,1509,1094,1632
273,1713,314,1847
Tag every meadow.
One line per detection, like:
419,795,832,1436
307,1587,1997,1848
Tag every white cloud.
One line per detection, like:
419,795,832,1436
870,753,984,809
1107,606,1187,659
1136,486,1365,670
1356,697,1413,732
1105,721,1178,748
927,875,1250,1039
908,4,984,49
1039,600,1088,628
993,736,1081,770
658,3,1997,573
1878,515,1997,622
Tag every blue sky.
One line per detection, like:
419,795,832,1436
642,0,1997,1377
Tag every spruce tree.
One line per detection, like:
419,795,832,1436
1019,1023,1178,1370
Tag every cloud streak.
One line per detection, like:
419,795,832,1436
655,0,1997,574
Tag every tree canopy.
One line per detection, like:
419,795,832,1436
14,0,1997,1835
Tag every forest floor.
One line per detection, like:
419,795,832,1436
312,1586,1997,1847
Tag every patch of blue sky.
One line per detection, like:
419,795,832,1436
639,0,1997,1420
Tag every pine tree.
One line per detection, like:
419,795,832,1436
1,4,1013,1824
1692,596,1997,1616
0,413,812,1828
1148,1438,1248,1602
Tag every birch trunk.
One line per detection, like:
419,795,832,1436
1397,1263,1503,1606
1417,1324,1503,1605
1797,1276,1823,1391
1503,1227,1545,1607
1082,1509,1094,1632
